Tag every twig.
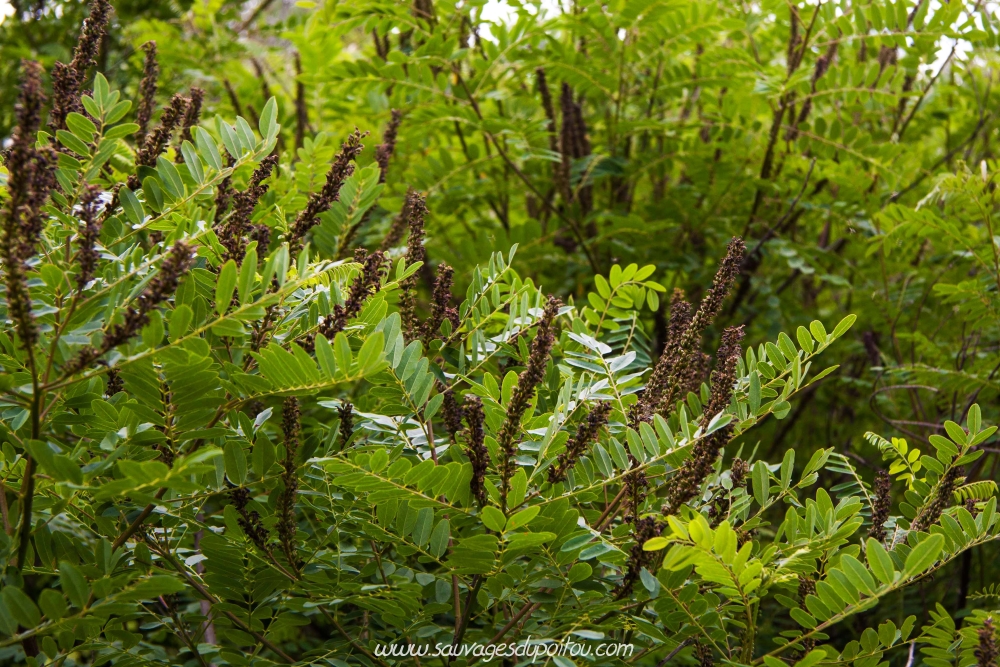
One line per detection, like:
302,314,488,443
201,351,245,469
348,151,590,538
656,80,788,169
146,536,296,663
453,575,484,648
112,487,167,550
319,607,390,667
452,70,601,274
238,0,276,32
888,113,992,203
655,638,692,667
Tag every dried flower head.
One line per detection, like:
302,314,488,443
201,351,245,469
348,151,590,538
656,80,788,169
105,367,124,397
398,189,429,338
374,109,402,183
380,188,423,252
977,618,998,667
277,397,302,570
910,467,961,533
439,382,464,444
682,238,746,354
136,41,159,142
662,325,745,516
654,239,745,418
67,241,194,374
869,470,891,542
798,574,816,603
315,249,389,343
695,641,715,667
629,289,691,428
549,402,611,484
2,61,57,352
559,82,591,213
50,0,112,131
701,325,745,426
218,154,278,262
463,394,489,504
623,466,649,527
729,457,749,490
178,87,205,148
422,263,458,345
338,401,355,451
75,185,104,291
679,351,710,397
131,94,190,187
497,296,560,506
617,516,662,597
229,485,270,553
294,52,308,150
288,128,367,251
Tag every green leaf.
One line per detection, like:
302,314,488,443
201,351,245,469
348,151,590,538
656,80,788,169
224,441,247,486
794,650,827,667
259,97,279,139
156,157,185,197
194,126,223,171
594,274,611,299
481,506,506,533
1,585,41,628
180,141,204,182
358,331,386,375
119,186,145,226
508,468,528,508
169,305,193,342
752,460,769,506
903,534,944,576
749,372,761,413
238,248,258,304
56,129,91,156
796,326,815,354
66,112,97,142
216,260,238,316
38,589,67,621
866,538,895,585
429,519,450,558
832,314,857,339
809,320,828,344
333,332,352,375
506,506,539,530
252,433,276,478
501,370,518,406
412,507,434,546
643,537,669,551
59,561,89,609
790,607,817,629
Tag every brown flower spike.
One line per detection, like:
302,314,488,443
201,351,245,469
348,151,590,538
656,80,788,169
136,42,160,142
50,0,112,132
662,325,745,516
288,128,367,251
548,402,612,484
277,397,302,570
66,241,194,374
869,470,892,542
497,296,560,507
398,190,429,339
463,395,489,505
218,154,278,262
374,109,402,183
74,185,104,291
1,61,56,353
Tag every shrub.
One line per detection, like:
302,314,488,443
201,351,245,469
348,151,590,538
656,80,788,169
1,5,999,667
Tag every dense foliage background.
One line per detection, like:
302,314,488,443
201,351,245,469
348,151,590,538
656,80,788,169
1,0,1000,665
